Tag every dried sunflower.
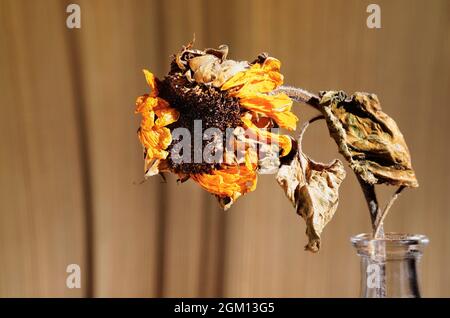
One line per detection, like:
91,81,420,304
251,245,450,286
135,42,419,252
135,42,298,209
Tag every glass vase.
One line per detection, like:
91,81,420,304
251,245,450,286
351,232,429,298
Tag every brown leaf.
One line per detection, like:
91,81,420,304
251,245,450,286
320,91,418,187
276,141,346,252
296,157,346,252
276,155,303,207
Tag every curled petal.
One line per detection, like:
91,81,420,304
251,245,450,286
138,126,172,159
241,114,292,157
221,57,283,94
135,94,157,114
139,110,155,130
221,57,298,130
155,106,180,127
143,69,158,96
191,152,257,208
239,93,298,130
135,70,179,175
144,158,170,178
188,54,249,87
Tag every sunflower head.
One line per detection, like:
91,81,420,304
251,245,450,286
135,42,298,209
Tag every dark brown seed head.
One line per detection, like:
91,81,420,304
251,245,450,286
158,74,243,175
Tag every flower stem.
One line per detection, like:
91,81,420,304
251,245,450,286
356,175,380,232
274,85,321,111
374,186,406,238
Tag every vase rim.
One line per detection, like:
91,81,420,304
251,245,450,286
351,232,429,247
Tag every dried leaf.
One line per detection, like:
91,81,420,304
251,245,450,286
297,157,346,252
276,140,346,252
276,154,302,207
320,91,418,187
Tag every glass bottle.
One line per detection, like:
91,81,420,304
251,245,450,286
351,232,429,298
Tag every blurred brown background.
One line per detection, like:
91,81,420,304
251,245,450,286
0,0,449,297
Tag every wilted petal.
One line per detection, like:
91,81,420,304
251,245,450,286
144,158,170,178
192,152,258,209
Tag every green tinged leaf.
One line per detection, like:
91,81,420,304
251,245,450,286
320,91,418,188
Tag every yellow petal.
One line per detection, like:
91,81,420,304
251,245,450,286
143,69,158,97
239,93,298,130
241,114,292,157
155,107,180,127
221,57,283,94
261,57,282,72
140,110,155,130
135,94,160,114
138,126,172,159
192,153,257,201
221,57,297,130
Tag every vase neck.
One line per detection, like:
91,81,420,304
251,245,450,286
351,233,429,298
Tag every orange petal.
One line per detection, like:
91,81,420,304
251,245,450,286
143,69,158,97
221,57,283,94
221,57,298,130
192,153,257,201
140,109,155,130
241,114,292,157
239,93,298,130
138,126,172,159
135,95,159,114
261,57,282,72
155,107,180,127
136,69,180,174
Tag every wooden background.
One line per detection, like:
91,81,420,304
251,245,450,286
0,0,449,297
